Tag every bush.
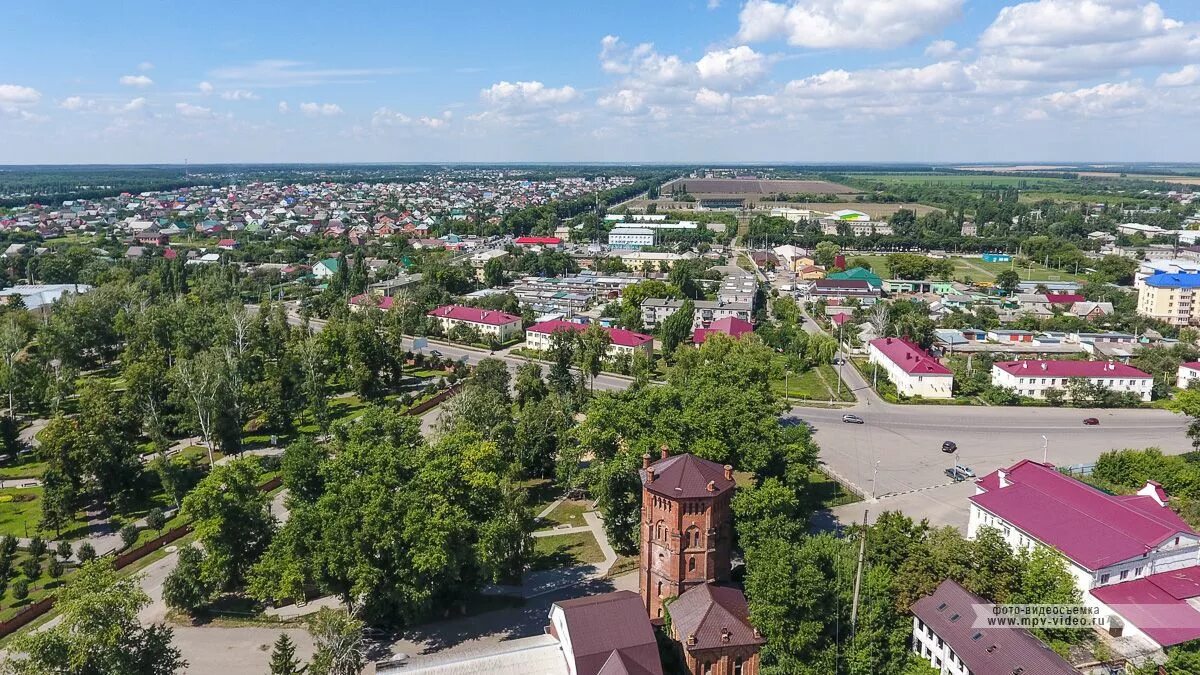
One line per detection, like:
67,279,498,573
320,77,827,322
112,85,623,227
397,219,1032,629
20,556,40,580
146,508,167,533
120,524,140,550
76,542,96,563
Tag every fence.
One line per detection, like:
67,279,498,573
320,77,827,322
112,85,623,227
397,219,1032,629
405,383,464,417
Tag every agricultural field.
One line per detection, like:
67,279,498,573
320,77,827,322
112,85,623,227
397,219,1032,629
844,254,1086,283
845,173,1072,189
662,178,858,194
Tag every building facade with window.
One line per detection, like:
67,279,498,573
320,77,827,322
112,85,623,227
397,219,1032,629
911,579,1076,675
426,305,522,341
1137,272,1200,326
990,360,1152,401
867,337,954,399
968,459,1200,649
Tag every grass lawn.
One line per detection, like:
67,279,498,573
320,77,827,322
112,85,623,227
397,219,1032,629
772,365,855,402
530,531,606,571
0,487,90,540
808,467,862,510
0,458,48,481
0,551,76,622
523,478,559,517
536,499,590,530
843,254,1083,284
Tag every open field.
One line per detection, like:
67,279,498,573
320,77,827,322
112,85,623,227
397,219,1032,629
629,199,941,217
530,531,605,571
845,254,1085,283
662,178,858,194
846,173,1072,188
772,365,855,402
954,166,1200,186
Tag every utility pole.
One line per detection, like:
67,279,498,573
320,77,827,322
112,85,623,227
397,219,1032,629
850,508,869,636
1042,435,1048,464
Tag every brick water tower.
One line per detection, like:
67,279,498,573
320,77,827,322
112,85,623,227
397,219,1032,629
639,445,736,620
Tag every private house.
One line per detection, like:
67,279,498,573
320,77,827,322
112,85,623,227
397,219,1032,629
525,319,653,359
990,360,1152,401
348,293,394,312
513,236,562,250
217,238,239,250
798,279,881,305
693,316,753,344
826,267,882,290
1178,362,1200,389
427,305,522,342
867,337,954,399
312,257,341,279
911,579,1076,675
969,460,1200,651
1070,301,1114,320
547,591,663,675
986,329,1034,343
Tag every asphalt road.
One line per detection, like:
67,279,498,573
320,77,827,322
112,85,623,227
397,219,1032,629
793,403,1190,499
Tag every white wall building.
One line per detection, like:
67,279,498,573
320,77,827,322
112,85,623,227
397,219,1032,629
990,360,1153,401
1179,362,1200,389
866,337,954,399
608,227,655,250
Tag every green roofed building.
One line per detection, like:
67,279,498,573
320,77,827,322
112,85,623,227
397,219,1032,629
828,266,882,289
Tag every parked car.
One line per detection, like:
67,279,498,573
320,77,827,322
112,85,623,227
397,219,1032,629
945,464,975,482
429,349,443,358
832,357,846,365
842,414,864,424
941,441,957,453
1083,417,1100,426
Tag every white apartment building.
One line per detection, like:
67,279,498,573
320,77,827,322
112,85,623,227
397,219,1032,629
608,227,655,251
640,298,752,330
866,337,954,399
990,360,1153,401
1138,272,1200,326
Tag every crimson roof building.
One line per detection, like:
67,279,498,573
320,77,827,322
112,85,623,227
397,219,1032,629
990,359,1152,402
426,304,523,342
867,337,954,399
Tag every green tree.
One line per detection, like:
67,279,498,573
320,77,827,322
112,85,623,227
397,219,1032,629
3,560,186,675
814,241,840,267
658,299,694,357
307,608,365,675
514,361,548,407
269,633,308,674
470,357,512,402
482,257,506,288
282,437,327,505
181,458,275,590
162,547,212,614
995,269,1021,295
577,323,613,391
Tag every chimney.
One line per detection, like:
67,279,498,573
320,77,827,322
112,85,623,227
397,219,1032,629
1021,361,1027,370
647,466,656,483
687,634,697,646
1137,480,1169,507
721,628,731,643
642,453,651,470
724,464,733,481
660,444,670,460
1041,362,1047,371
706,480,716,492
998,469,1011,488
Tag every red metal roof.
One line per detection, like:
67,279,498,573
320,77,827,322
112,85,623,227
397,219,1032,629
1091,567,1200,647
1181,362,1200,372
868,337,952,375
641,453,733,500
349,294,393,310
553,591,663,675
692,316,753,344
427,305,520,326
911,580,1076,675
993,360,1151,379
971,460,1195,570
1044,293,1085,304
513,236,561,245
669,584,764,652
526,320,652,348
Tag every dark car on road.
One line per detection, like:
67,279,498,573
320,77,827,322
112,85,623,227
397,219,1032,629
842,414,864,424
941,441,957,453
1083,417,1100,426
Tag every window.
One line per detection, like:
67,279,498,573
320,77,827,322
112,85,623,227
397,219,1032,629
1120,570,1129,581
734,658,744,675
971,632,983,641
702,662,712,675
1100,574,1110,584
657,581,662,597
949,614,960,623
688,557,696,572
1136,566,1144,576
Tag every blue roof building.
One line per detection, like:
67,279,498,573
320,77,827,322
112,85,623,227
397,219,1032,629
1144,272,1200,288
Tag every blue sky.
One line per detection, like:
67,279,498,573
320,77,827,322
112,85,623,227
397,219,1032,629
3,0,1199,163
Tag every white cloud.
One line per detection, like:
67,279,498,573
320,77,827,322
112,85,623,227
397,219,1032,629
138,61,154,71
299,102,343,116
737,0,963,49
597,89,646,115
122,97,148,112
418,114,450,129
175,102,214,118
209,59,417,87
481,81,579,108
120,74,154,87
278,101,289,114
371,107,412,127
785,62,972,98
598,37,691,85
60,96,93,111
981,0,1179,48
220,89,260,101
1158,64,1200,87
708,0,721,8
0,84,42,108
1037,80,1146,117
925,40,965,59
198,81,214,94
695,46,768,88
694,88,732,112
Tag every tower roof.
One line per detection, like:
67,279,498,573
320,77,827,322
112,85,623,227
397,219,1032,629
670,583,764,651
641,453,734,499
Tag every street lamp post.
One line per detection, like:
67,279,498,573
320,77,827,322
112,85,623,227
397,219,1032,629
784,369,789,405
1042,435,1048,464
870,460,881,500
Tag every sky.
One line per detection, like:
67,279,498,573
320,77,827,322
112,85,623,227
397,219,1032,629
2,0,1200,164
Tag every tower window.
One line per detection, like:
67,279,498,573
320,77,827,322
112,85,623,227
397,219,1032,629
734,658,744,675
688,557,696,572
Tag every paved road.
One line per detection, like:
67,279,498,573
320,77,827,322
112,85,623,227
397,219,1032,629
792,404,1190,500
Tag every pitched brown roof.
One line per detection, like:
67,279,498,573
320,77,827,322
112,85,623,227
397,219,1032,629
669,584,763,652
641,453,733,499
910,580,1075,675
554,591,663,675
